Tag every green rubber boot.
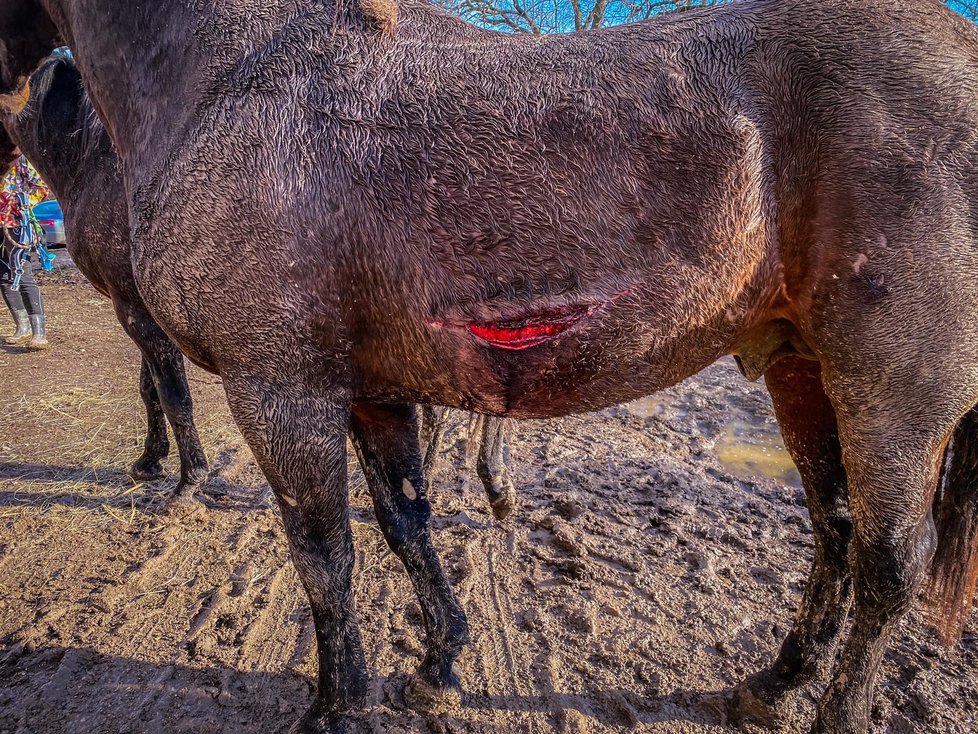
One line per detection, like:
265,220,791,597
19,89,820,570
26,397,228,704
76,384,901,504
27,313,48,350
4,309,30,345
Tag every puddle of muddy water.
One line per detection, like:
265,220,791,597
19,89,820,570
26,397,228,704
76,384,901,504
625,397,803,489
714,420,802,488
625,396,688,421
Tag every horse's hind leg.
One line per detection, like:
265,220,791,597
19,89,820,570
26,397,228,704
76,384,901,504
350,403,469,714
148,343,208,502
808,401,953,734
130,355,170,480
225,375,366,734
420,405,447,478
732,356,853,727
421,408,517,520
476,417,517,520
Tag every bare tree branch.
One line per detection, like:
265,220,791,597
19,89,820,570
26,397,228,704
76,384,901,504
441,1,978,35
441,0,730,34
570,0,584,31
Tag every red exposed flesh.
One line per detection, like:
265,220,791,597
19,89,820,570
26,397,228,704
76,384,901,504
466,306,588,350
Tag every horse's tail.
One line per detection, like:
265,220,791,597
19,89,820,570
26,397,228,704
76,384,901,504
926,405,978,644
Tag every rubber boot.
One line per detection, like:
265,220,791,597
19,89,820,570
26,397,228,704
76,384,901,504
4,309,30,345
27,313,48,350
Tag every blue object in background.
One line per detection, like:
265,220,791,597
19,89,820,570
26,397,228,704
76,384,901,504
32,199,65,247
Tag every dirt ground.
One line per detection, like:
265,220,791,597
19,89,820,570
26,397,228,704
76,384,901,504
1,262,976,734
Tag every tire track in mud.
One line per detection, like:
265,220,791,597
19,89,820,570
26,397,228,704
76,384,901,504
0,526,76,644
237,563,303,674
462,528,540,734
4,504,281,732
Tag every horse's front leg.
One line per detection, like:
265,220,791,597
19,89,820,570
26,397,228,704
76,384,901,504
130,355,170,480
733,355,853,727
225,375,366,734
350,403,470,714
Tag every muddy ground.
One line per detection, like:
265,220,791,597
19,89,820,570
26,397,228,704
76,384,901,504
0,262,976,734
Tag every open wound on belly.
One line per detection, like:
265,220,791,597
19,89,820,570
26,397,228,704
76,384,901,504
464,304,590,350
430,289,631,351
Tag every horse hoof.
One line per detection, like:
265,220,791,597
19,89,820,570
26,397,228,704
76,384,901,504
490,492,517,521
130,460,166,482
288,707,346,734
729,680,790,730
486,477,517,521
403,671,462,716
167,484,205,517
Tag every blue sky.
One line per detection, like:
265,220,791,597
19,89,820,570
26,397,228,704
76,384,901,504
948,1,978,21
447,0,978,33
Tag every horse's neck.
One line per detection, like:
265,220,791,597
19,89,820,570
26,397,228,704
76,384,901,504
49,0,383,180
43,0,189,175
6,79,83,200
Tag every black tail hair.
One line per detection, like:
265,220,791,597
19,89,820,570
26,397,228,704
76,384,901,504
927,405,978,644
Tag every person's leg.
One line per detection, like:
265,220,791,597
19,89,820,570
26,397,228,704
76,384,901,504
0,255,30,344
16,256,46,349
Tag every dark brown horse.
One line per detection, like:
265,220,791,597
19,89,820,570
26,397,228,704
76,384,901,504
2,55,519,518
2,1,978,732
0,56,209,502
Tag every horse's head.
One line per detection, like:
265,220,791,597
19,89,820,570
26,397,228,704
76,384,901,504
0,1,59,114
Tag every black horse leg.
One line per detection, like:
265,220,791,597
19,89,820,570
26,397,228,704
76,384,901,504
226,375,365,734
476,416,516,520
733,356,853,727
807,391,949,734
114,300,208,501
350,403,469,713
130,355,170,480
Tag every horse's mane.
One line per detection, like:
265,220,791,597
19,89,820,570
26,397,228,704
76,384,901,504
358,0,399,33
21,53,108,166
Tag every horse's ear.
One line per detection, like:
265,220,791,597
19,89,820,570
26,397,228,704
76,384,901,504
359,0,399,34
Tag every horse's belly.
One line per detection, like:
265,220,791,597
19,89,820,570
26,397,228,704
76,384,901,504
425,304,676,418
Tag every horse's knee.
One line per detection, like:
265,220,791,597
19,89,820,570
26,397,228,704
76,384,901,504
818,510,853,572
139,371,157,402
852,519,935,615
378,502,431,555
157,375,194,416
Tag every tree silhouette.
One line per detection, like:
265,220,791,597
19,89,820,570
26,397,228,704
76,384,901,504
440,0,725,34
441,0,978,34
